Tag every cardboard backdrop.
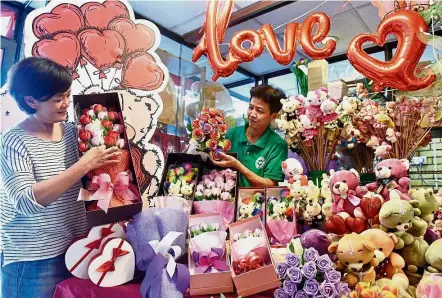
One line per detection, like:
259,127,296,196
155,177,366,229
1,0,169,204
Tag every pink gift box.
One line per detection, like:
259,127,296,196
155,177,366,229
229,216,279,297
188,213,234,296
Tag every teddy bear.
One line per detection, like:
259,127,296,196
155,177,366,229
400,237,429,286
337,96,361,124
409,188,439,223
366,158,411,202
168,180,182,196
339,124,360,150
425,239,442,274
239,202,256,220
280,96,298,116
328,233,379,289
282,158,308,186
361,229,409,290
366,135,380,148
270,201,288,220
180,181,194,197
356,83,369,99
329,169,366,219
378,198,421,249
320,172,333,202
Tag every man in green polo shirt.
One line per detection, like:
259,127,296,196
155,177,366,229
212,84,288,187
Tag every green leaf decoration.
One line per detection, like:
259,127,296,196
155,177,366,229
289,242,295,253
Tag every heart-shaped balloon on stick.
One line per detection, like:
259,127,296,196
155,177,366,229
33,3,84,38
32,32,81,79
347,10,435,92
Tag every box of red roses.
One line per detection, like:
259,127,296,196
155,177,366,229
73,92,142,227
229,215,279,297
188,213,233,296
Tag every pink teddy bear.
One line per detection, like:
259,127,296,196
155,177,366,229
366,159,411,201
330,169,367,219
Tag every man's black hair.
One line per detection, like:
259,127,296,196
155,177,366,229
250,84,286,114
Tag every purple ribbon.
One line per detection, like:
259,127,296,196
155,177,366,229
137,243,190,298
192,247,229,274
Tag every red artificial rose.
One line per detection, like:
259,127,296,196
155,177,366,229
199,113,210,122
192,128,205,142
210,131,220,141
191,119,202,130
94,104,104,114
209,109,218,117
79,130,92,142
222,139,232,151
80,115,91,126
79,142,89,152
104,136,117,147
107,111,117,121
83,108,90,116
218,124,228,135
107,130,120,139
215,116,225,124
101,120,113,130
206,138,218,150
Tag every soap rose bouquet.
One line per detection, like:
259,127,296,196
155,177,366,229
193,169,237,227
274,248,350,298
187,108,231,160
77,104,140,212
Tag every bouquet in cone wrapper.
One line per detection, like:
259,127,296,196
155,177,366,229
77,104,140,213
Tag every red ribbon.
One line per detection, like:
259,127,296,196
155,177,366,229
96,239,129,286
69,223,115,273
232,251,263,275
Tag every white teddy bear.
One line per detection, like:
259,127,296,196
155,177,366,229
322,202,333,219
168,181,182,196
320,173,332,202
180,181,194,196
289,180,306,200
337,96,360,117
280,96,299,116
271,201,288,220
239,202,256,219
305,180,320,200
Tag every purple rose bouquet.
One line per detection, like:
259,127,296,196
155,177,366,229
274,247,348,298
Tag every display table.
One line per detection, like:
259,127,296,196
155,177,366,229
54,278,274,298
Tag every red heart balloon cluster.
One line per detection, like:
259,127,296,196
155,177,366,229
31,0,164,91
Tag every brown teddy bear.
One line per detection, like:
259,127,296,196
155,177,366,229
328,232,379,289
400,237,429,286
361,229,409,290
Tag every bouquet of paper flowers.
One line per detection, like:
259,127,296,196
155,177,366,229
347,282,400,298
77,103,140,212
188,107,231,160
163,162,199,199
188,222,230,274
266,189,298,246
193,169,237,227
274,248,350,298
237,190,265,221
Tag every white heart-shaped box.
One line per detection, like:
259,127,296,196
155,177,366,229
88,238,135,287
65,223,125,279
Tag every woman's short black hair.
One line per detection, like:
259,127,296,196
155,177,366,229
7,57,72,114
250,84,286,114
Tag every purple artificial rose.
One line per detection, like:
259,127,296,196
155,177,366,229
294,290,309,298
287,266,303,284
283,280,297,296
336,282,351,297
304,247,319,262
303,279,320,296
301,261,317,280
320,281,337,298
276,263,289,278
317,254,333,272
274,288,288,298
285,253,301,268
325,270,342,284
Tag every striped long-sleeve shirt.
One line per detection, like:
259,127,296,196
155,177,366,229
0,122,88,266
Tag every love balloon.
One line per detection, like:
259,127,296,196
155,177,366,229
193,0,336,81
347,10,435,92
26,0,165,93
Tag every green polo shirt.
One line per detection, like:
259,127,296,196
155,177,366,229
226,124,288,187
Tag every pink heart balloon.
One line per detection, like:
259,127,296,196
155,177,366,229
78,29,126,78
108,18,155,55
81,0,129,30
33,3,84,38
32,32,81,79
121,52,164,91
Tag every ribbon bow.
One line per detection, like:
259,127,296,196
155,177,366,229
192,248,229,274
68,223,115,273
232,246,268,275
137,232,190,298
80,172,139,213
95,239,129,286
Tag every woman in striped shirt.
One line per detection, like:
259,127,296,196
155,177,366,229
0,57,121,298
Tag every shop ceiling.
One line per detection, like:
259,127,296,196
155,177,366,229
16,0,391,85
